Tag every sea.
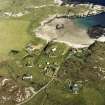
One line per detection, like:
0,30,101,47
85,0,105,5
74,12,105,29
73,0,105,29
72,0,105,5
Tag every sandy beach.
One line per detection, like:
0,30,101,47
35,17,96,48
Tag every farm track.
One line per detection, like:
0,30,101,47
17,78,54,105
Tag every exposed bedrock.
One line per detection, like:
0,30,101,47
87,25,105,39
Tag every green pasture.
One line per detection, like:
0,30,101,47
0,19,32,60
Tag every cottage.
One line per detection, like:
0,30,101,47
51,48,57,52
69,82,79,94
72,84,79,94
22,75,33,80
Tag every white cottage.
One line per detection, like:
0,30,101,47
22,75,33,80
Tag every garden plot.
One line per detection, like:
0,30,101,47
35,42,69,77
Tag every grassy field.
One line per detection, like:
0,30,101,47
0,19,32,60
0,0,12,10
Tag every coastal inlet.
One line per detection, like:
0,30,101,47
35,13,105,48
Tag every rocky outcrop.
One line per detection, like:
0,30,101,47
0,76,34,105
2,11,29,17
54,0,105,16
74,4,105,16
87,25,105,39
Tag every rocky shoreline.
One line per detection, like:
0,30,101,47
55,0,105,17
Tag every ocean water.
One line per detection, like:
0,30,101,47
83,0,105,5
74,12,105,29
71,0,105,5
72,0,105,28
86,0,105,5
